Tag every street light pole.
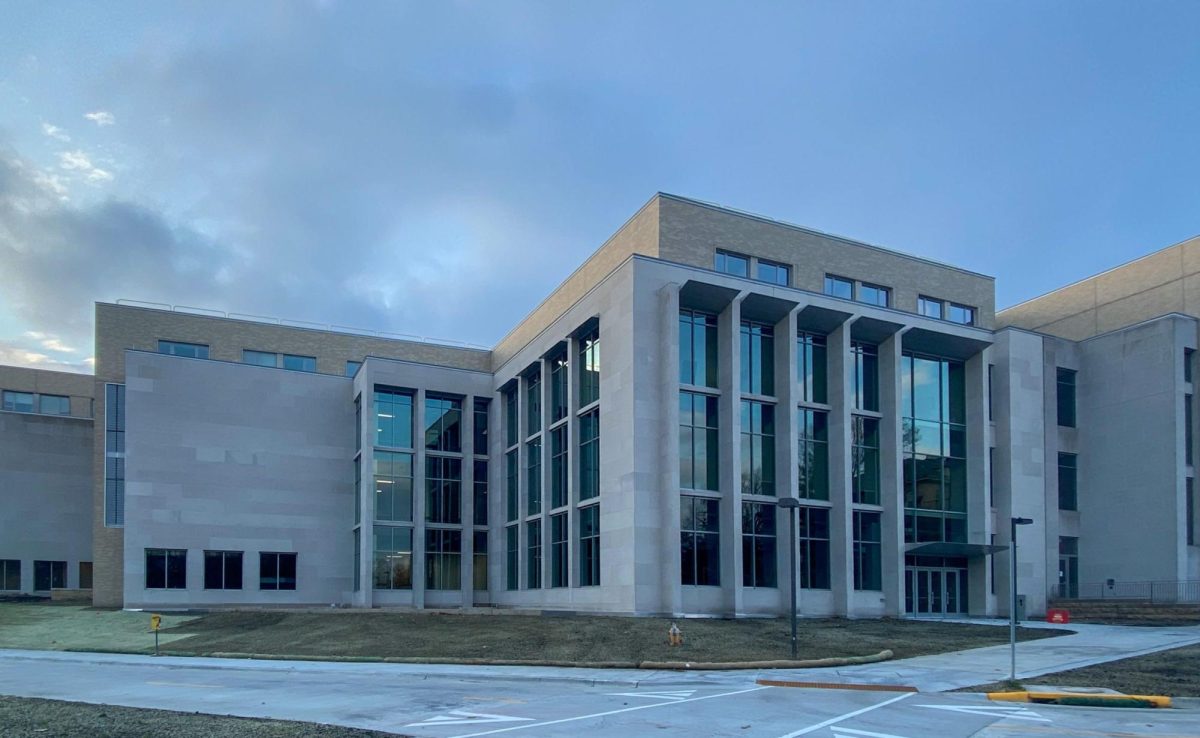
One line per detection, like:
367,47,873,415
778,497,801,659
1010,516,1034,682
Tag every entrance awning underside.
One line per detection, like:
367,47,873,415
906,542,1008,558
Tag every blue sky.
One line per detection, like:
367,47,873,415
1,1,1198,371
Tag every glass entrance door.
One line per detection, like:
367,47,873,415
906,566,967,616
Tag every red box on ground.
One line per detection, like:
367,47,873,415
1047,608,1070,624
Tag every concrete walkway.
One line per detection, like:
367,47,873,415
769,620,1200,691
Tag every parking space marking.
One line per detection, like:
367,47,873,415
915,704,1050,722
408,710,535,728
774,692,914,738
832,727,912,738
448,685,769,738
608,690,696,702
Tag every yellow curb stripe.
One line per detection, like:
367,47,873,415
987,691,1171,708
757,679,918,693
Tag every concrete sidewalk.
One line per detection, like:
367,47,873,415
769,621,1200,692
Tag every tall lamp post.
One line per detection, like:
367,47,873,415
777,497,801,659
1009,516,1034,681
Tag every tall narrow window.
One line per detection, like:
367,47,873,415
1056,369,1076,428
505,450,518,522
504,387,518,447
527,439,542,515
579,410,600,500
741,400,776,496
796,331,827,404
579,328,600,407
902,353,967,544
680,496,720,586
799,507,831,589
374,451,414,522
679,392,719,491
1057,453,1078,511
1187,394,1194,467
550,513,569,587
579,505,601,586
715,250,750,277
425,529,461,590
852,512,882,591
987,364,995,420
425,456,462,524
1187,348,1195,384
551,426,568,508
104,383,126,527
373,526,412,590
852,342,879,412
473,399,489,454
550,349,569,422
525,369,542,434
473,531,488,591
260,552,297,591
473,460,489,526
741,502,777,587
852,417,880,505
1187,477,1195,547
679,309,718,388
740,321,775,395
425,395,462,452
526,520,542,589
797,409,828,500
375,388,414,449
505,525,519,590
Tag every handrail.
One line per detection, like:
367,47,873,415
1061,579,1200,604
114,299,489,351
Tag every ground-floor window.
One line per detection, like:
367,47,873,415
550,513,568,587
852,512,882,591
204,550,243,590
526,520,542,589
579,504,600,586
145,549,186,589
798,506,831,589
473,531,488,591
1058,537,1079,599
260,552,297,591
505,525,519,590
79,561,93,590
681,496,719,586
373,526,412,590
742,502,777,588
425,529,461,590
0,560,20,590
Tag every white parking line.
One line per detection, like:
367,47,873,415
448,685,770,738
774,692,914,738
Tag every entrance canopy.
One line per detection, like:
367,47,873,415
906,542,1007,558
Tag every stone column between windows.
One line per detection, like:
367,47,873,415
777,307,801,616
719,293,746,615
659,283,683,615
356,379,374,608
462,393,477,608
516,373,530,592
965,349,993,615
878,330,906,617
566,335,581,589
488,391,503,599
827,320,853,616
412,388,427,609
538,356,552,592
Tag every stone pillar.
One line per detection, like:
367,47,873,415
719,294,746,615
827,321,853,616
966,349,993,616
777,308,801,615
878,330,906,617
355,378,374,608
462,393,477,608
659,284,683,615
412,388,427,609
566,335,581,588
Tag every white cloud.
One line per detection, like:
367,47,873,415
57,149,114,183
84,110,115,126
41,122,70,142
24,331,77,353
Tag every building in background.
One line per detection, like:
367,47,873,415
2,193,1196,616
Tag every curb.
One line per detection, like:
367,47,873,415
59,647,893,672
988,691,1172,708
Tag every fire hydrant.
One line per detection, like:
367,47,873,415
668,622,683,646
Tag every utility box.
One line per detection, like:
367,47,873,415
1015,595,1027,621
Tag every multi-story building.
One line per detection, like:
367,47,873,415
1,193,1196,617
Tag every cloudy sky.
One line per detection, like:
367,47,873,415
2,2,1198,372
